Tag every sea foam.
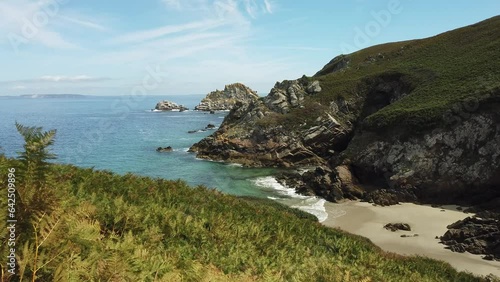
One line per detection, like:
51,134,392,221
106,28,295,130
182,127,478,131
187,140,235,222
254,176,328,222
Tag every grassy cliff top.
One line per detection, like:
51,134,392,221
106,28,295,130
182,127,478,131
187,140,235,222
309,16,500,130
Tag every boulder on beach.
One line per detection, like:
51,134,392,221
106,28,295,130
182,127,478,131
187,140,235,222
440,216,500,260
384,223,411,232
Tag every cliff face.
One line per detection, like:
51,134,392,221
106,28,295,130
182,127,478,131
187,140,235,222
189,78,348,167
189,16,500,207
194,83,259,111
348,97,500,205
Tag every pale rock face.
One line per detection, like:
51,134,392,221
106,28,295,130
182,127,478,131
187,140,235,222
154,100,188,111
195,83,259,111
263,79,321,114
307,81,322,94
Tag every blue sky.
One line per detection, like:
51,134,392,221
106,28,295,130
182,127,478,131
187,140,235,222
0,0,499,96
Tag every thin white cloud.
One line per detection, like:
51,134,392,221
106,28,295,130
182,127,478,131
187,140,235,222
263,0,273,14
37,75,110,83
35,30,79,49
107,20,224,45
0,0,77,50
162,0,182,10
244,0,258,18
59,15,110,32
86,29,248,66
259,46,331,52
159,0,272,20
11,85,26,90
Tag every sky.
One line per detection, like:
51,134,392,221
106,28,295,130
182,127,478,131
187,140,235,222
0,0,499,96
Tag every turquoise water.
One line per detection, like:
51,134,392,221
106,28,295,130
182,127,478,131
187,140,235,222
0,95,327,220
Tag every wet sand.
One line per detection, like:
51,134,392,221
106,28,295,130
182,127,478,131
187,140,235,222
321,201,500,277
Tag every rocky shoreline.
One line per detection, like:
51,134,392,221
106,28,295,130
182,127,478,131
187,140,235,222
188,17,500,261
441,215,500,261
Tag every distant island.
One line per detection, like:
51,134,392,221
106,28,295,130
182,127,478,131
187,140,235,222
194,83,259,111
20,94,87,98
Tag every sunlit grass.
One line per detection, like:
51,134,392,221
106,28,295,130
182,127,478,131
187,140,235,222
0,155,484,281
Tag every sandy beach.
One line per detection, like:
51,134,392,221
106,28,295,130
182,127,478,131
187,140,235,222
322,201,500,277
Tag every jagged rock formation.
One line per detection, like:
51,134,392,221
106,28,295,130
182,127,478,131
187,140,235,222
440,216,500,260
263,77,321,114
154,100,188,111
190,16,500,213
194,83,259,111
189,78,337,167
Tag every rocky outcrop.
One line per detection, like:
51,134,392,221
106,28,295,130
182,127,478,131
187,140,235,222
156,146,173,152
189,78,353,168
195,83,259,111
363,188,418,206
263,77,322,114
154,100,188,111
384,223,411,232
276,166,364,202
189,17,500,210
440,216,500,260
188,124,218,134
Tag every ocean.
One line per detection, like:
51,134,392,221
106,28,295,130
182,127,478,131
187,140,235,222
0,94,327,221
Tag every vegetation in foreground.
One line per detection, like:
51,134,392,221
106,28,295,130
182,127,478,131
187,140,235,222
0,124,489,281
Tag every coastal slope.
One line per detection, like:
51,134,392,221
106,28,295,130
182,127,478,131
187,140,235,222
190,16,500,207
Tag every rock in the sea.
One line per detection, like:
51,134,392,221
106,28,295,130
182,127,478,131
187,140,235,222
195,83,259,111
156,146,173,152
154,100,188,111
205,124,216,130
276,165,364,202
384,223,411,232
440,216,500,260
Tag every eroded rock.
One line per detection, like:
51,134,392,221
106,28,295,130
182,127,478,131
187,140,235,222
154,100,188,111
440,216,500,260
195,83,259,111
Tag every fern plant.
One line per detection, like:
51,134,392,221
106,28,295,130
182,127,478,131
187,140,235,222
15,122,56,190
15,123,58,231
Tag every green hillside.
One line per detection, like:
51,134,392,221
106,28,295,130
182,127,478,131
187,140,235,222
0,125,486,282
309,16,500,130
